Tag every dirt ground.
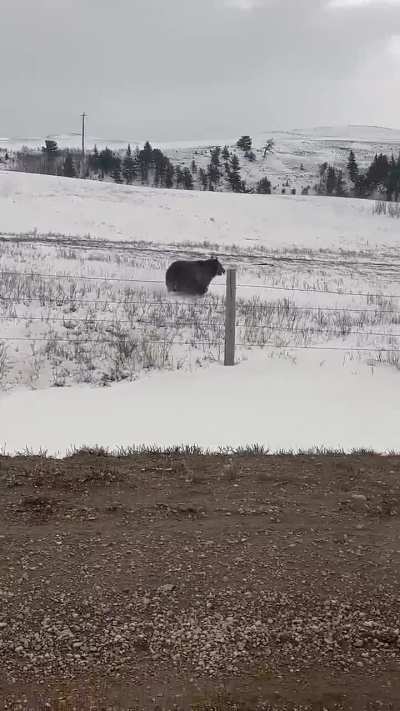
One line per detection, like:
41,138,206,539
1,453,400,710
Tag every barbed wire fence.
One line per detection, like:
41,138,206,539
1,266,400,368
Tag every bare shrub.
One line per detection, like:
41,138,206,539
373,200,400,218
0,342,11,387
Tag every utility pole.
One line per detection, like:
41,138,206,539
80,112,87,178
81,112,87,157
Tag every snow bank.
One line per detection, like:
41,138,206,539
1,351,398,455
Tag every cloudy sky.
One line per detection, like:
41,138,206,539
1,0,399,141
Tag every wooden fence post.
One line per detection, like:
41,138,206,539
224,268,237,366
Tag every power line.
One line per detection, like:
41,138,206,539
81,112,86,157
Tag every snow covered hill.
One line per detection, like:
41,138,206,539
1,169,399,251
2,124,400,197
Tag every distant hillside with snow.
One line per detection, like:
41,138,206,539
289,125,400,142
2,125,400,197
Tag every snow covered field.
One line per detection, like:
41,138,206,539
0,164,400,454
2,169,400,250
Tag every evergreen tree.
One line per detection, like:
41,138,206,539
112,156,123,184
354,174,369,198
256,177,271,194
245,150,256,162
143,141,153,165
165,161,175,189
210,146,221,161
386,154,400,201
199,168,208,190
335,170,346,197
262,139,274,158
175,165,184,188
317,162,330,195
319,162,328,178
395,153,400,200
138,156,148,183
191,159,197,174
138,152,149,183
137,141,154,184
98,148,115,178
366,153,390,189
222,145,230,161
236,136,252,152
207,147,222,189
228,154,242,192
326,166,337,195
122,144,137,184
153,149,166,186
182,168,193,190
207,162,221,189
63,151,76,178
347,150,359,183
88,145,100,174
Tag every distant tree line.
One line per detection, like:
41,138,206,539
9,132,400,202
317,149,400,201
11,135,274,196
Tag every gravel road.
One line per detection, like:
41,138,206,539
0,453,400,710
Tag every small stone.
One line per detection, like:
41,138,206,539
157,584,175,594
352,494,367,502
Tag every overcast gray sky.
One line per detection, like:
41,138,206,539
1,0,399,141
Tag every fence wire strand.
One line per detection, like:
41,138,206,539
1,267,400,356
2,268,400,301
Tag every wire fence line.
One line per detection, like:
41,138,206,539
1,270,166,286
1,314,400,340
0,295,221,308
2,268,400,301
0,335,222,347
2,232,399,273
0,335,399,355
237,282,400,300
1,294,398,315
2,267,400,359
0,315,224,328
237,324,400,339
236,344,400,354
